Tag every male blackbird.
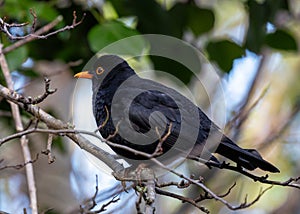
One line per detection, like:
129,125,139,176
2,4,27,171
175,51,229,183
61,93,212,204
75,55,279,173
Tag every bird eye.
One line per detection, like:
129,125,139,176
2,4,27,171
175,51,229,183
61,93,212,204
96,66,105,75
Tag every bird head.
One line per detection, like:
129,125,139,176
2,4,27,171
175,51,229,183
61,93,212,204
74,54,135,92
74,55,128,80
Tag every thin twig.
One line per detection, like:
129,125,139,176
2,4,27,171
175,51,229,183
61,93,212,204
259,101,300,148
17,77,57,105
79,175,99,213
194,182,237,203
41,134,55,164
156,180,190,188
0,83,125,173
155,188,209,213
205,161,300,189
0,67,298,212
29,9,37,33
0,153,39,170
1,126,299,190
1,12,85,54
227,85,269,132
95,195,120,213
152,123,172,157
0,11,85,41
2,15,62,53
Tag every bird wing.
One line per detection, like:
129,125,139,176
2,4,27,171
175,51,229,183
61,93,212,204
111,79,201,157
108,77,279,172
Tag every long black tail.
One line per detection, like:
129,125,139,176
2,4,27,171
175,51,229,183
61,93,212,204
215,136,280,173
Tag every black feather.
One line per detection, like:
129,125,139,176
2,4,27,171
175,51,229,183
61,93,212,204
87,55,279,173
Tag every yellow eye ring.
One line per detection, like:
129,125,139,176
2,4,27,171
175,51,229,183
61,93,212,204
96,66,105,75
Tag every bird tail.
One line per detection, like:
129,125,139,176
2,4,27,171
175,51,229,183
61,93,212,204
215,136,280,173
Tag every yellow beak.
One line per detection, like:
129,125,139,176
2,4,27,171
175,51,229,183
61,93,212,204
74,71,93,79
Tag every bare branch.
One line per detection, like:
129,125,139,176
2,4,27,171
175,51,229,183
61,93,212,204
0,11,85,41
156,180,191,189
79,175,99,213
0,153,39,171
0,48,297,213
0,43,38,214
78,175,120,213
34,11,86,39
2,122,271,211
194,182,237,203
0,83,125,173
227,85,269,132
41,134,55,164
155,188,209,213
16,78,57,105
229,186,273,210
1,12,85,54
259,101,300,148
156,181,272,212
29,8,37,33
217,182,237,198
206,160,300,189
1,16,62,54
1,125,299,190
152,123,172,157
95,196,120,213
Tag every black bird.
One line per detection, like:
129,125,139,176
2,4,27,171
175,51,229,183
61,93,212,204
74,55,279,173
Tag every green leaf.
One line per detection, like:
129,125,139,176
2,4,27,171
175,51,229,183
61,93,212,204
150,56,194,85
206,40,245,72
0,0,59,23
130,0,175,36
168,3,215,37
245,0,268,53
245,0,288,53
6,46,28,71
265,29,298,51
168,3,189,38
187,6,214,36
30,3,59,22
87,20,145,55
111,0,177,36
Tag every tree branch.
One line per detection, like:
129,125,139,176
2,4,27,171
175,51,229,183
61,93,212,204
1,125,300,190
17,78,57,105
206,161,300,189
0,153,39,171
0,57,297,212
0,11,85,42
0,83,124,173
0,43,38,214
1,12,85,54
155,188,209,213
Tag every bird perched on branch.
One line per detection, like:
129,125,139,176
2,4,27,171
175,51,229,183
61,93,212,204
74,55,279,173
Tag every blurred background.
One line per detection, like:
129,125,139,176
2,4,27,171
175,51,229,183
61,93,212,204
0,0,300,213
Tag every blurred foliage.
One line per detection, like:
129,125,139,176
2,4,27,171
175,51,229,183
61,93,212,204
0,0,297,75
265,29,298,51
206,40,245,72
6,46,28,71
87,20,143,54
245,0,290,53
